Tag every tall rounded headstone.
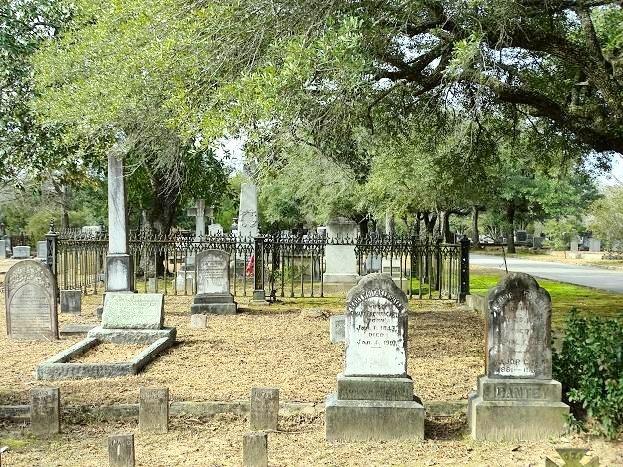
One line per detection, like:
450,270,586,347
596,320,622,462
5,260,58,340
190,250,237,315
468,273,569,441
325,273,424,441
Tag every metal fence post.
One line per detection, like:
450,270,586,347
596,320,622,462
45,220,58,276
459,235,470,303
252,235,267,302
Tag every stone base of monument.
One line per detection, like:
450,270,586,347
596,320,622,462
106,254,134,292
36,327,176,380
325,374,425,441
467,376,569,441
191,293,237,314
251,289,269,304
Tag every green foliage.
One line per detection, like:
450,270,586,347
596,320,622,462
553,311,623,439
543,217,584,251
590,186,623,248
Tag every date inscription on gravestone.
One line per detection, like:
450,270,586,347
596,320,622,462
487,273,552,379
344,275,408,377
5,260,58,340
196,250,229,295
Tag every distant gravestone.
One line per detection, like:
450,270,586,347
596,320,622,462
36,241,47,259
147,278,157,293
108,433,135,467
0,239,7,259
5,260,58,340
570,237,579,252
329,315,345,343
249,387,279,431
30,387,60,436
468,273,569,441
101,293,164,330
190,250,237,314
323,218,359,285
208,224,224,235
243,432,268,467
238,183,259,239
81,225,103,235
60,290,81,314
589,238,601,252
325,273,424,441
190,314,207,328
12,246,31,259
139,387,169,433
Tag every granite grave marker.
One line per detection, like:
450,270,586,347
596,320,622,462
108,433,135,467
243,432,268,467
250,387,279,431
139,387,169,433
60,290,81,314
30,387,60,435
5,260,58,340
190,250,237,314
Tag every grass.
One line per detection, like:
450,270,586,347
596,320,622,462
469,268,623,327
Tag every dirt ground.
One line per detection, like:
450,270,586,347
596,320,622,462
0,294,482,406
1,413,621,466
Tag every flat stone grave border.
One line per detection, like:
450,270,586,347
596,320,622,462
0,399,466,422
36,327,176,380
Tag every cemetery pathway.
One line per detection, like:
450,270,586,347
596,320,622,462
470,254,623,294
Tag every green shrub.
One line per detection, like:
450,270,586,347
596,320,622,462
553,309,623,439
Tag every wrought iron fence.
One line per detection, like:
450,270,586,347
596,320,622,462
46,224,469,301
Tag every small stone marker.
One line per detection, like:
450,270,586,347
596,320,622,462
60,290,81,314
5,260,58,340
0,239,6,259
468,273,569,441
545,447,599,467
190,250,237,315
190,314,207,328
243,432,268,467
12,246,31,259
108,433,135,467
147,278,157,293
250,387,279,431
329,315,345,343
208,223,223,235
325,273,424,441
139,387,169,433
101,293,164,330
36,241,47,258
30,387,60,435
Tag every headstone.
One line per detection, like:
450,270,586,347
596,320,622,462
190,250,237,315
514,230,528,243
208,224,224,235
139,387,169,433
329,315,345,343
36,241,47,259
187,199,206,238
108,433,135,467
30,387,60,435
323,218,360,285
243,432,268,467
0,239,6,259
325,274,424,441
101,293,164,330
589,238,601,252
12,246,31,259
468,273,569,441
60,290,81,314
5,260,58,340
249,387,279,431
238,183,259,238
147,278,157,293
364,254,382,273
570,237,579,252
81,225,104,235
106,150,134,292
174,272,194,292
190,314,207,328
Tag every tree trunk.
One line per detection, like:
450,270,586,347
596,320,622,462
439,210,452,243
413,213,421,238
471,206,480,247
422,212,437,239
148,169,180,276
505,204,516,254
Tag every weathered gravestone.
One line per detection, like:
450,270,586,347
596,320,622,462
323,218,359,285
467,273,569,441
238,183,259,239
243,432,268,467
12,246,31,259
250,387,279,431
108,433,135,467
30,387,60,435
0,239,7,259
139,387,169,433
36,241,47,259
60,290,81,314
570,237,579,252
190,314,207,328
329,314,345,343
325,273,424,441
190,250,237,314
101,293,164,330
208,223,224,235
5,260,58,340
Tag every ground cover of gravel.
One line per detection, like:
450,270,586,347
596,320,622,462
0,293,483,407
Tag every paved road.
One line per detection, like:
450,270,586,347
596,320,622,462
470,254,623,294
